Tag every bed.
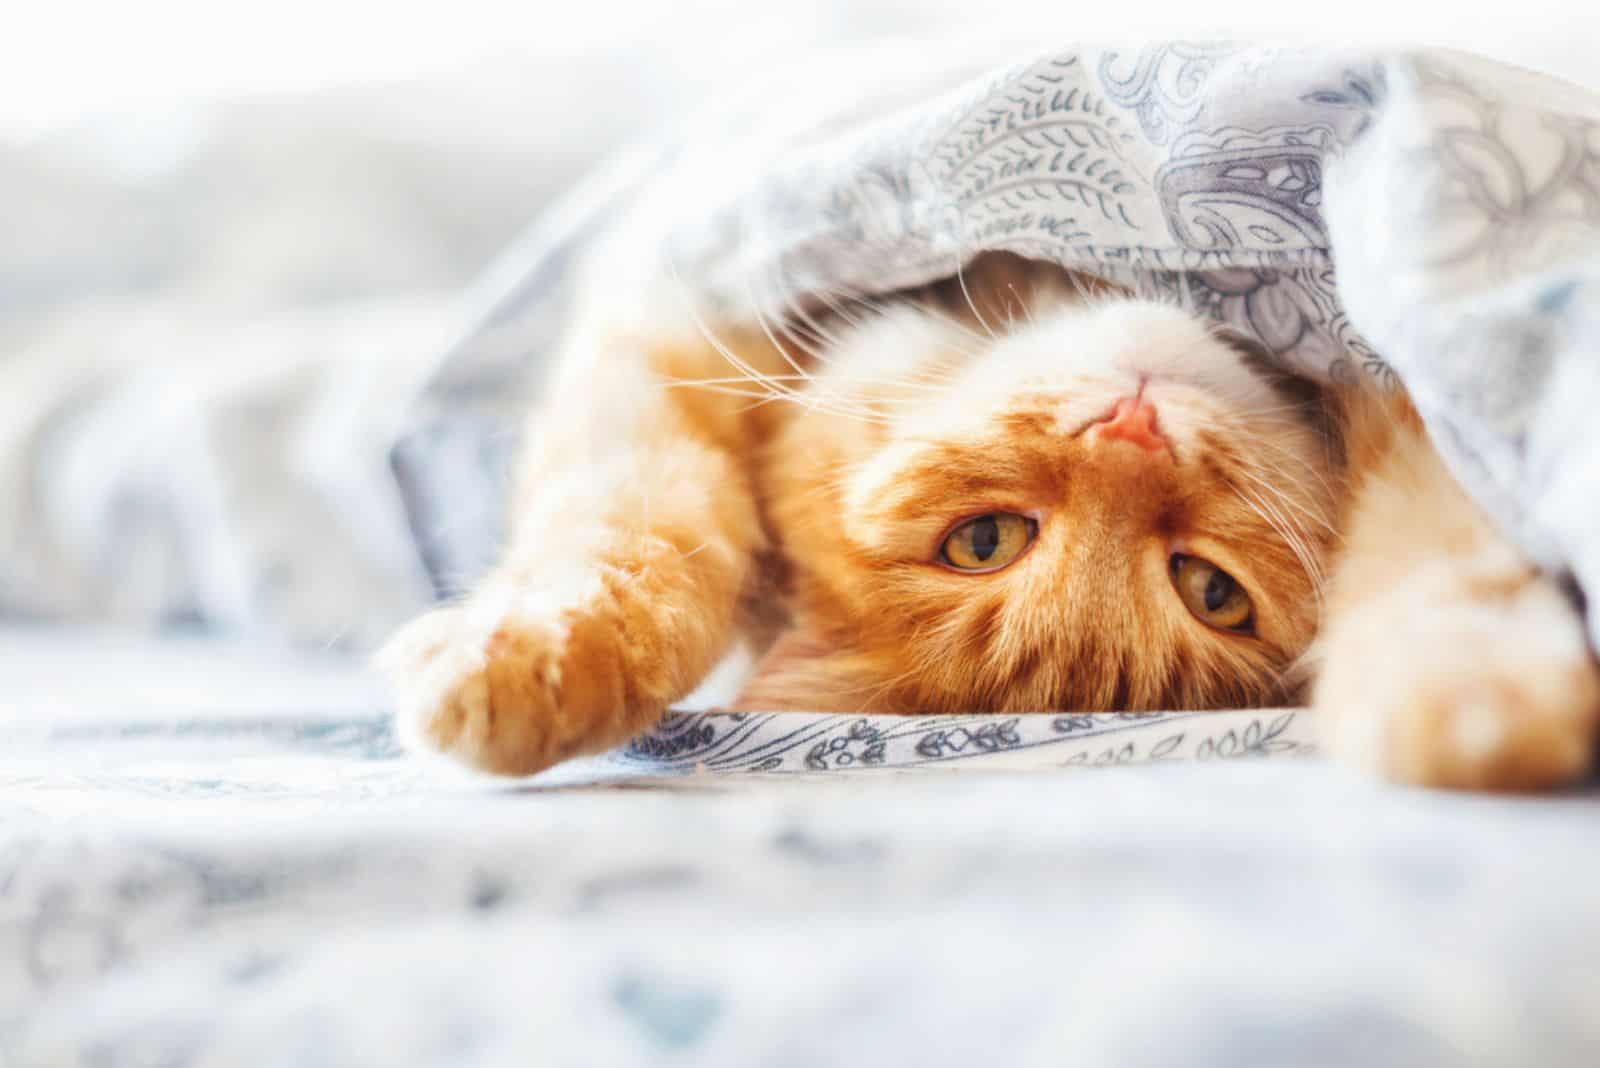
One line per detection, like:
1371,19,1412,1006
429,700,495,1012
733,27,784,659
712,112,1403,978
4,626,1598,1065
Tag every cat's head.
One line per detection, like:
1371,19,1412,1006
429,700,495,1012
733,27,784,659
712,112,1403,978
743,276,1342,714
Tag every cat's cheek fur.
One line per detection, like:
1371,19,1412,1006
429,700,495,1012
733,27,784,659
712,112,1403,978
732,626,903,713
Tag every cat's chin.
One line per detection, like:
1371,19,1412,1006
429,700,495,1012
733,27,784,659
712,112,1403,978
994,296,1290,419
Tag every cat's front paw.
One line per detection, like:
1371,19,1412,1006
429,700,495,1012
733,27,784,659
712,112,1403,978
376,598,632,776
1316,582,1600,791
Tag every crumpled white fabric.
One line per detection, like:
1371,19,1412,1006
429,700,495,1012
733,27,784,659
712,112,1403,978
407,43,1600,644
5,43,1600,648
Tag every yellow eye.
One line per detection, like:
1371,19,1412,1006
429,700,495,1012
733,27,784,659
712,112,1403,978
940,513,1036,571
1170,554,1254,632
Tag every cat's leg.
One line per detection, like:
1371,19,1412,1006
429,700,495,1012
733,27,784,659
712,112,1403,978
1314,397,1600,790
378,325,785,775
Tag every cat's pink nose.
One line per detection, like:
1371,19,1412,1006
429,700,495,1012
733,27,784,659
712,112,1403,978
1089,395,1166,453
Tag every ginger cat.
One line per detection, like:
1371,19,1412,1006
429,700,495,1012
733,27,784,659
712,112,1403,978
379,255,1599,790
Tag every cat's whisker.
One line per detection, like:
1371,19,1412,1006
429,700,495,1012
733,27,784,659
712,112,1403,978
678,296,790,398
793,283,993,378
1230,462,1337,537
777,290,856,364
661,374,816,388
668,249,852,419
745,278,817,384
662,382,793,402
1232,425,1343,502
1244,485,1324,584
814,288,989,368
756,268,856,372
692,319,888,422
778,386,901,425
1239,402,1324,420
1241,445,1341,524
1252,471,1339,536
956,270,1001,342
812,287,880,332
664,378,941,415
1014,284,1039,326
742,274,966,422
1231,481,1327,605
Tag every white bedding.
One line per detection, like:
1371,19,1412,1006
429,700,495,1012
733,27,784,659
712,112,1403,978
3,628,1598,1065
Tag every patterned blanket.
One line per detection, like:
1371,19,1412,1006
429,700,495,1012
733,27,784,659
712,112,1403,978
407,44,1600,649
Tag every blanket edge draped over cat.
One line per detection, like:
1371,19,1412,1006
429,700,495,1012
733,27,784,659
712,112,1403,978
403,42,1600,650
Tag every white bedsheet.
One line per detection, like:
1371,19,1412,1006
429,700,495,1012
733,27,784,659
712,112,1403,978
3,629,1597,1066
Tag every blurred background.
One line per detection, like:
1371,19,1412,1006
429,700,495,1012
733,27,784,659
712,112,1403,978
3,0,1597,650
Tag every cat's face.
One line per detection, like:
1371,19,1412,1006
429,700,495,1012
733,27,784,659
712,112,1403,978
748,293,1342,714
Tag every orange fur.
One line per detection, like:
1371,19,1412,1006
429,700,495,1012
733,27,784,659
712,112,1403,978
379,255,1600,789
1312,387,1600,790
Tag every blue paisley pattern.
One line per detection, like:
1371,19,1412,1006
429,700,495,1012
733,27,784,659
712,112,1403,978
417,45,1600,650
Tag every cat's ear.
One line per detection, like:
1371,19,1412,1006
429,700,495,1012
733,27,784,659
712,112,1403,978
733,626,895,713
